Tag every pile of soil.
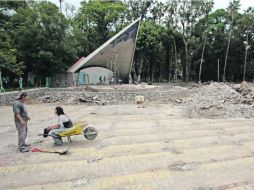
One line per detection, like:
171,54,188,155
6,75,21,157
182,82,254,118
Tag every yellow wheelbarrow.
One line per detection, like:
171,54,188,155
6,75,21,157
39,121,98,142
59,121,98,141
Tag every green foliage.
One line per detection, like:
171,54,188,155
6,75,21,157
76,0,127,47
10,1,78,77
125,0,154,21
136,21,168,81
0,31,20,74
1,0,254,86
0,1,25,76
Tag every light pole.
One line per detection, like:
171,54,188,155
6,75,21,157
189,52,193,81
59,0,63,13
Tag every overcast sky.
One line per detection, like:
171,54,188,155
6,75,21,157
213,0,254,11
49,0,254,12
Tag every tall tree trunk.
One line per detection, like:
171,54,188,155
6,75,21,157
151,58,154,83
147,60,150,82
161,64,163,82
152,67,154,83
173,38,177,81
243,33,249,81
137,57,144,83
0,69,3,92
199,34,207,83
217,59,220,82
160,56,163,82
184,41,189,82
223,29,232,82
169,47,173,82
130,60,137,83
188,51,192,81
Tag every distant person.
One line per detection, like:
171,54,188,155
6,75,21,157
111,77,115,85
13,92,30,153
19,77,23,90
108,76,112,85
99,76,102,84
46,107,73,146
103,76,106,84
118,78,123,85
3,77,8,88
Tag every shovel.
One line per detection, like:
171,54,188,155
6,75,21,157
31,148,68,155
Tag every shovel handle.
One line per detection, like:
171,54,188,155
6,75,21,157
38,134,53,136
38,134,58,137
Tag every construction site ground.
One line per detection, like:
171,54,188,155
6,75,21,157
1,83,254,190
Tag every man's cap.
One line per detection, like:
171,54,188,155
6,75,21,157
17,92,28,100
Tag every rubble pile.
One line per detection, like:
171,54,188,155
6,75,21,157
68,86,99,92
77,95,107,105
39,92,108,105
2,83,254,119
39,95,60,103
232,82,254,104
182,82,254,118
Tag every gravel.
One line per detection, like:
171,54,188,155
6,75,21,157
181,82,254,118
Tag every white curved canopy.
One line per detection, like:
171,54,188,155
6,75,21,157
68,17,141,82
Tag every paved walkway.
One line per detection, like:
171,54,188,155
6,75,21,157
0,104,254,189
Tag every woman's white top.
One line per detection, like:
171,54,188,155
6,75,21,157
57,115,70,128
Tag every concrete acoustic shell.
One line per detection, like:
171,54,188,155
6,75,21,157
68,17,141,82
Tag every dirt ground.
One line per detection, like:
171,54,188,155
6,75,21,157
1,100,254,190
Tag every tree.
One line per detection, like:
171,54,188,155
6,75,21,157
172,0,212,82
0,32,15,90
125,0,154,22
205,9,228,81
136,21,167,82
151,1,166,25
10,1,78,81
125,0,154,82
2,0,254,86
164,0,179,81
0,1,26,90
241,7,254,81
198,0,214,82
0,32,23,74
223,0,240,82
76,0,127,46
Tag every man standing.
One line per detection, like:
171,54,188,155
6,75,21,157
13,92,30,152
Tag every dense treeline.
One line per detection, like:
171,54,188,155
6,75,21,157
0,0,254,88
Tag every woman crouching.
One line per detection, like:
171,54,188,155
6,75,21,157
47,107,73,146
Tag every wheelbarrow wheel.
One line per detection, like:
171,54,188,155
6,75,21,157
84,127,97,140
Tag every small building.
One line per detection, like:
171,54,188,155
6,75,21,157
68,17,141,84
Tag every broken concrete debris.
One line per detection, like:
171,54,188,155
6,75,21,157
182,82,254,118
1,82,254,118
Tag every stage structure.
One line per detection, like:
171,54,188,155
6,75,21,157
68,17,141,83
